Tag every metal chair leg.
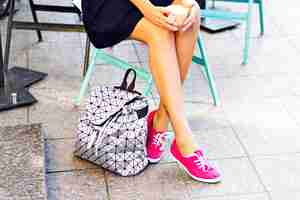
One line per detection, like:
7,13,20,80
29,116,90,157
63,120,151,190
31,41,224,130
4,0,15,69
28,0,43,42
258,0,265,35
73,48,98,105
83,36,91,77
243,0,254,65
197,36,220,106
143,77,154,97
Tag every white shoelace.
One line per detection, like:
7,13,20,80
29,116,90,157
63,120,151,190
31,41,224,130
152,132,167,151
193,152,210,172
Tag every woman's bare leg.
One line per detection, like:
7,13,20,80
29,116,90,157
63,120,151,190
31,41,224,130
155,5,200,133
130,18,197,155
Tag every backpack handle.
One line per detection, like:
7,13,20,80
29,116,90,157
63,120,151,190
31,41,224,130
120,68,137,91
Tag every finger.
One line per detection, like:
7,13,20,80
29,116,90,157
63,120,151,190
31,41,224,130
158,7,179,26
157,19,178,31
183,15,193,26
167,14,177,26
158,13,177,26
183,8,197,26
182,20,194,32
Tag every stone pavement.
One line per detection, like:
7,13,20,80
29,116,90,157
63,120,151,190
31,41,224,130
1,0,300,199
0,124,47,200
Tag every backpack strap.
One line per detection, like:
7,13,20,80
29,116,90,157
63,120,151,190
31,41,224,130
119,68,137,92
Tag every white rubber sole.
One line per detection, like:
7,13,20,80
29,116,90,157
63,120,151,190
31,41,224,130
147,156,162,164
170,152,222,183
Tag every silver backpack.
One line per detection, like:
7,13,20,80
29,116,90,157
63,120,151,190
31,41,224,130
74,69,149,176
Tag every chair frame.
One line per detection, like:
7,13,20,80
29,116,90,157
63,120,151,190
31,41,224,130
73,34,220,107
201,0,264,64
5,0,220,107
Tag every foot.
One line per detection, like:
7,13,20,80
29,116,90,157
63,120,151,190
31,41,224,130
146,110,168,163
170,140,222,183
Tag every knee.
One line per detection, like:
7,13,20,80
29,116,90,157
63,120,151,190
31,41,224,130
189,12,200,33
194,6,201,26
148,26,175,46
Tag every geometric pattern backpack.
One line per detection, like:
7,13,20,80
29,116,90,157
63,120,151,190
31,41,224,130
74,69,149,176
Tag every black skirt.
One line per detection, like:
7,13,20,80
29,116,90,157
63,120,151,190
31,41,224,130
82,0,173,49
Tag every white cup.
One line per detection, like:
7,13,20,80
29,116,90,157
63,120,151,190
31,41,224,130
168,5,189,28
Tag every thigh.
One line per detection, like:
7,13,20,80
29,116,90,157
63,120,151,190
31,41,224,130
130,18,174,46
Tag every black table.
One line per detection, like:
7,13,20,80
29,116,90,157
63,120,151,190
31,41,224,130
0,0,86,111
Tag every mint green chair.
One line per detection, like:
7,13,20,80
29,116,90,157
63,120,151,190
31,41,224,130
73,34,220,106
201,0,264,64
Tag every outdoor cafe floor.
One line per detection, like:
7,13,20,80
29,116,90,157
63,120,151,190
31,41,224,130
1,0,300,199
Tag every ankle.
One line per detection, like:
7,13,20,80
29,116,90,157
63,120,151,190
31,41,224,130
153,110,168,131
175,137,198,157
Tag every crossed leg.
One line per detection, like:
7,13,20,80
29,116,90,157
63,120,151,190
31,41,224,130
130,14,199,155
155,1,200,133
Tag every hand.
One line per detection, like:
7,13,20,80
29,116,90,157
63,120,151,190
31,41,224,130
181,0,200,32
141,5,179,31
163,5,189,27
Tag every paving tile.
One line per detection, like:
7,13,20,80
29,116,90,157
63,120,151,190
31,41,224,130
0,124,47,200
270,1,300,36
30,12,81,43
112,43,139,63
176,77,215,103
193,128,246,160
217,74,300,103
252,154,300,192
230,6,284,39
239,38,300,76
185,102,230,131
45,138,98,172
0,107,27,127
29,72,81,102
207,55,260,79
88,64,140,87
28,41,84,78
133,43,149,63
1,19,37,54
47,169,107,200
225,98,300,155
185,158,265,198
280,95,300,126
288,35,300,55
160,127,246,162
203,35,243,62
270,190,300,200
9,48,28,68
28,94,80,139
106,163,190,200
191,193,269,200
249,37,296,57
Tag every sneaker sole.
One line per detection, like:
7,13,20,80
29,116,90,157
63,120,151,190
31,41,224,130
147,156,162,163
170,152,222,183
147,111,160,164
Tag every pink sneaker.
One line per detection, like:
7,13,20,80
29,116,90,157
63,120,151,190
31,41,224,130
170,140,222,183
146,110,167,163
